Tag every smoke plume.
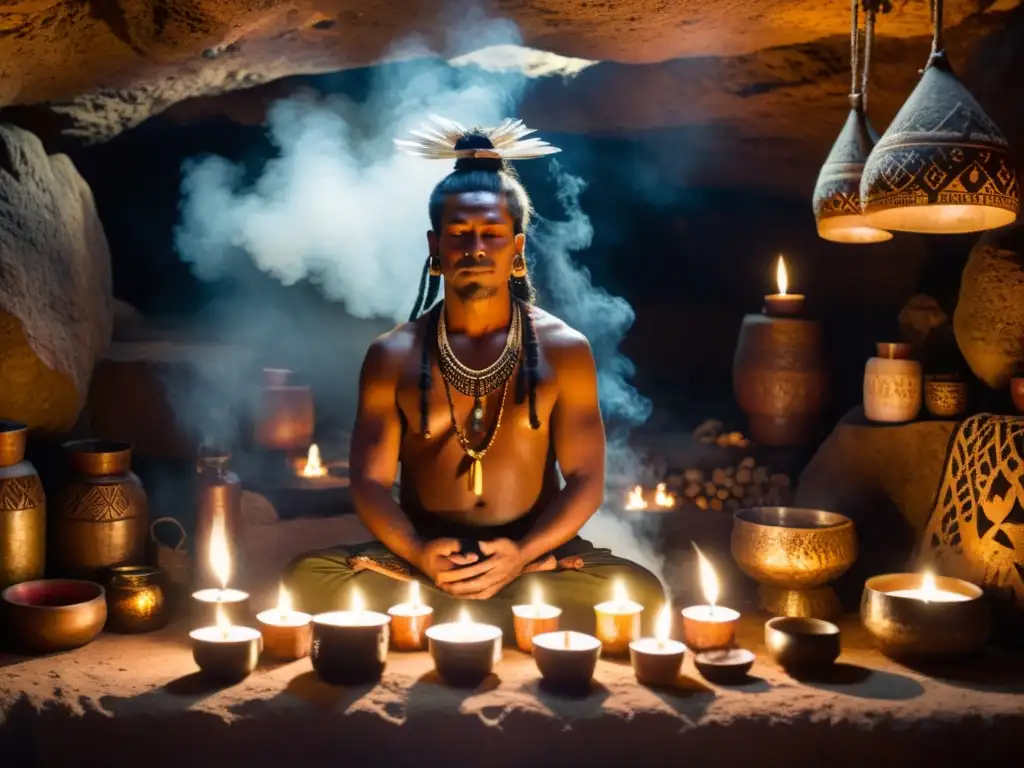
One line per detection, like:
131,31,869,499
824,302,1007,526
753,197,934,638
173,17,662,585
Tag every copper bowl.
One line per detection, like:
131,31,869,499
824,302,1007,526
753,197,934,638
1011,377,1024,414
0,420,28,468
860,573,990,659
924,378,967,419
732,507,858,589
765,617,840,674
2,579,107,654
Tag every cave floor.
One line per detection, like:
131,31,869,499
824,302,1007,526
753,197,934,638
1,613,1021,767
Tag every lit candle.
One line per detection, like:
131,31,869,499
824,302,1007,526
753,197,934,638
681,546,740,651
885,571,971,603
256,583,313,660
629,603,687,687
512,585,562,653
388,580,434,651
594,579,644,655
425,607,503,688
763,255,805,318
191,514,250,628
189,603,262,682
311,587,391,684
532,630,602,691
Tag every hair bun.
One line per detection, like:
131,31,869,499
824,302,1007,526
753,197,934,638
453,155,505,173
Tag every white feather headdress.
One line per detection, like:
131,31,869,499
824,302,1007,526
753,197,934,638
394,115,560,161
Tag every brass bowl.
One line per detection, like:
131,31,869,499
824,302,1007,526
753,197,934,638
860,573,990,659
765,616,841,674
2,579,107,654
732,507,858,619
924,378,967,419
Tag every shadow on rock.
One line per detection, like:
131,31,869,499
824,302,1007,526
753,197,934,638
895,650,1024,694
793,663,925,700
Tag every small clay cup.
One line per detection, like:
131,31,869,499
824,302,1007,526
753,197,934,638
924,377,967,419
694,648,756,684
765,617,840,674
532,631,601,692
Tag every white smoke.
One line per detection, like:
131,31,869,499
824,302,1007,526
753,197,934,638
173,16,661,584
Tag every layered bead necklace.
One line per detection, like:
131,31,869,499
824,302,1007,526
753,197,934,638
437,300,523,496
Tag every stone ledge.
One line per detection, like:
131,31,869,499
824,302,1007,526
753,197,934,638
1,615,1021,767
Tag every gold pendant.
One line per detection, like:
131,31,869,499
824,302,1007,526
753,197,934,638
470,458,483,497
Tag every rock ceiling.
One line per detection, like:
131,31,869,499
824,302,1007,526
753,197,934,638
1,0,1022,192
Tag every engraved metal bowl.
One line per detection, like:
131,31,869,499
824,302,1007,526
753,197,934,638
731,507,858,590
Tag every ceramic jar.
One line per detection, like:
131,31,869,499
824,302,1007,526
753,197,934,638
0,421,45,590
864,343,921,423
924,377,968,419
733,314,827,446
54,440,148,579
253,368,314,451
104,565,169,633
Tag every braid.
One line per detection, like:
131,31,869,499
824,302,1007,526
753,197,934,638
418,303,442,437
408,258,430,322
519,298,541,430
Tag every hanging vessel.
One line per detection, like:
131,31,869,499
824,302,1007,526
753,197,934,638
54,440,148,579
194,451,242,589
0,420,46,590
863,343,922,423
733,314,828,446
253,368,314,451
813,3,892,244
860,0,1019,234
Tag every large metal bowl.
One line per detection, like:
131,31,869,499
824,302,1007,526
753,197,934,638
731,507,858,590
2,579,107,654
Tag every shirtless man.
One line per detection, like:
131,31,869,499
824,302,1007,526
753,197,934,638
287,119,663,636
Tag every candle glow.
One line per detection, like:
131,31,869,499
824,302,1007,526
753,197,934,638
350,586,366,613
409,580,422,608
277,583,293,621
301,443,328,478
209,513,231,591
696,546,720,611
776,255,789,296
655,603,671,648
886,571,972,603
216,603,231,640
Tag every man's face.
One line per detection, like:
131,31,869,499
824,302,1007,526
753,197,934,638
428,190,525,302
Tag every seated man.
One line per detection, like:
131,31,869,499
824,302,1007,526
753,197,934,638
287,117,664,637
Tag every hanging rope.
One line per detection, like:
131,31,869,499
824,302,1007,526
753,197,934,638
931,0,945,55
862,8,875,113
850,0,860,98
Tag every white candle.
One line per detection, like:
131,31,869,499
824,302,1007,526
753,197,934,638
193,587,249,604
886,572,971,603
427,608,502,643
594,579,644,615
512,585,562,621
256,584,311,627
190,603,261,643
533,630,601,652
632,604,686,655
681,605,741,623
389,580,433,617
315,587,389,627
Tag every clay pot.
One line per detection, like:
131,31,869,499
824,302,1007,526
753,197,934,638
1012,378,1024,414
863,343,921,423
0,420,46,591
54,440,148,579
924,377,968,419
253,368,314,451
733,314,827,446
194,452,242,589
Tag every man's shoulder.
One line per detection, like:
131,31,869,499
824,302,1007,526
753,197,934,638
529,306,591,354
363,318,424,372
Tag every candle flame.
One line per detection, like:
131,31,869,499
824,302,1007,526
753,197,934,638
458,607,472,625
350,586,365,613
209,513,231,590
655,603,671,645
625,485,647,510
654,483,676,509
215,603,231,639
776,255,789,296
409,580,422,608
277,583,292,616
920,571,937,603
532,584,544,609
694,544,720,609
301,443,328,478
613,579,629,606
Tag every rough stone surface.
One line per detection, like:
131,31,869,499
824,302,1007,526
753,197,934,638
953,223,1024,389
0,614,1021,767
0,2,1021,196
0,124,112,431
794,408,956,580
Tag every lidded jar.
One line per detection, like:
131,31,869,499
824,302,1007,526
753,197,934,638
863,343,922,423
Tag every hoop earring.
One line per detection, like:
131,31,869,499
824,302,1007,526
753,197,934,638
511,253,527,278
429,256,442,277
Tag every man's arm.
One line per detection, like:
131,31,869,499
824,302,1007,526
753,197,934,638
348,337,425,566
518,334,606,564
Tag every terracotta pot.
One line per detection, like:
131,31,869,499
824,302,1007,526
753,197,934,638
194,452,242,589
54,440,148,579
863,343,921,423
0,420,46,591
1012,377,1024,414
253,368,314,451
733,314,827,446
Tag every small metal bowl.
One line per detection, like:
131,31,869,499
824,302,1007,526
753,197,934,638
2,579,107,654
924,378,967,419
765,617,840,674
860,573,990,659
